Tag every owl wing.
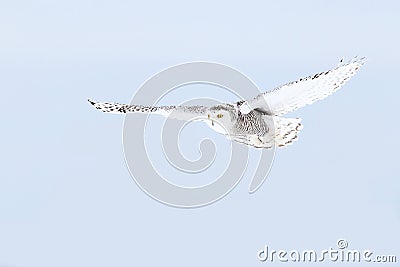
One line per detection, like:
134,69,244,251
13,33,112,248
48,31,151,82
88,99,208,121
238,57,366,116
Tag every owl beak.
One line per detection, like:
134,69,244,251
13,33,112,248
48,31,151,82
208,114,214,126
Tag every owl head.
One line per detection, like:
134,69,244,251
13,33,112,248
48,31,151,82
206,104,237,134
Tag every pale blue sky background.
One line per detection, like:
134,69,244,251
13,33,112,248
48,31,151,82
1,0,399,266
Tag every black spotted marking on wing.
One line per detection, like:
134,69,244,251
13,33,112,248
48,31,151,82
88,99,165,114
266,57,365,98
269,69,332,94
87,99,209,118
236,100,245,107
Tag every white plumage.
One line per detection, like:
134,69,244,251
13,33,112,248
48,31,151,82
239,57,365,115
89,57,365,149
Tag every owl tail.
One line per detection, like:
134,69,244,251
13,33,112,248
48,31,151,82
273,117,303,147
87,99,173,116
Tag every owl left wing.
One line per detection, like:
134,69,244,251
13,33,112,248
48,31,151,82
238,57,366,116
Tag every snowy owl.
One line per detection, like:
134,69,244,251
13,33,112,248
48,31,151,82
89,57,365,148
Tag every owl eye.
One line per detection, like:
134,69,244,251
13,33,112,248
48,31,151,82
217,114,223,118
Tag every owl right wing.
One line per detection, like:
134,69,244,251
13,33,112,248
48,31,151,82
239,57,366,116
88,99,208,121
